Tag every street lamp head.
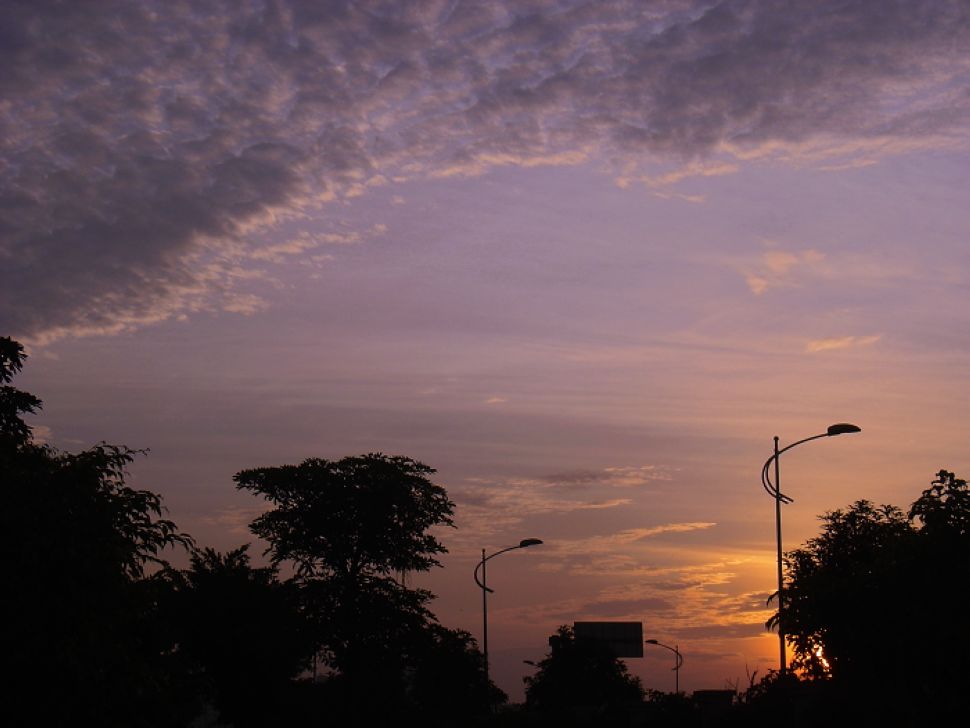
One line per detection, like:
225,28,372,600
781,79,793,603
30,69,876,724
518,538,543,548
645,639,659,645
827,423,861,436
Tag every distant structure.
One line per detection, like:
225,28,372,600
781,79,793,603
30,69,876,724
572,621,644,658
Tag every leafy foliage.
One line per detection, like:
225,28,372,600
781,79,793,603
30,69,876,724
237,454,454,578
408,625,506,721
0,336,42,448
910,469,970,538
779,470,970,722
236,453,456,712
777,500,913,679
525,625,644,711
1,337,194,725
729,670,839,728
166,545,312,727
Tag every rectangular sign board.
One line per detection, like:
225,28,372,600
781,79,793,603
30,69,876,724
573,621,643,658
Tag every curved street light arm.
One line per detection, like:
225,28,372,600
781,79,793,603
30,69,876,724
775,431,831,457
762,432,834,503
473,559,493,593
646,640,683,669
762,457,793,503
473,540,543,592
763,425,861,497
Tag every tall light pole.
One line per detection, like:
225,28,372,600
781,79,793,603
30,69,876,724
645,639,683,693
761,423,861,674
473,538,543,710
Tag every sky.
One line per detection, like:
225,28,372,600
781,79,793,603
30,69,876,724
3,0,970,700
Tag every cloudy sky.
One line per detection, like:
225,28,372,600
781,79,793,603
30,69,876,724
4,0,970,697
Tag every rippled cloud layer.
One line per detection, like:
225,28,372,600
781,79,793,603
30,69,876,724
3,0,968,339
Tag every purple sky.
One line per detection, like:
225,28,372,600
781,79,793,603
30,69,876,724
4,0,970,698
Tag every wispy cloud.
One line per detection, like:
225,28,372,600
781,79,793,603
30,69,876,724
543,465,672,488
547,523,718,559
806,334,882,353
248,230,364,263
446,464,671,549
615,160,739,197
532,525,719,581
744,247,827,295
197,505,269,537
30,424,53,445
496,552,772,637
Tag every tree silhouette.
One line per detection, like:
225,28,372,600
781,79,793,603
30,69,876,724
778,500,914,680
525,625,644,713
779,470,970,722
1,337,193,726
408,624,507,722
0,336,41,448
165,545,313,727
235,453,455,714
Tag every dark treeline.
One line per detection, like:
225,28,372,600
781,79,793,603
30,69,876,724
2,336,497,727
4,334,970,727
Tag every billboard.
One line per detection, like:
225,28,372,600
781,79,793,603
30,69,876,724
573,621,643,658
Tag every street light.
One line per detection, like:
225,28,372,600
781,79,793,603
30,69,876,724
645,639,683,693
761,423,861,674
473,538,543,709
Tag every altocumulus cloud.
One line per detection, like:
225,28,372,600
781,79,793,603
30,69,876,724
3,0,969,340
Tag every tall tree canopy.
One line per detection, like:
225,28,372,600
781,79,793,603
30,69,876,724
235,454,456,715
780,470,970,722
236,454,454,579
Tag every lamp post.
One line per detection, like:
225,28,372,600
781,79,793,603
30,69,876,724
761,423,861,674
645,639,683,694
473,538,543,709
